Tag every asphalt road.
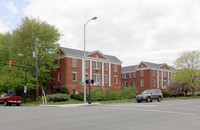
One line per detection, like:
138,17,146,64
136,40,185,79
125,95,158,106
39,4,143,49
0,99,200,130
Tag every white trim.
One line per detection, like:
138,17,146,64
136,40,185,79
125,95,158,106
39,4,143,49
114,75,117,84
161,70,163,88
109,63,111,86
82,59,84,82
157,70,159,88
105,74,108,83
102,62,104,86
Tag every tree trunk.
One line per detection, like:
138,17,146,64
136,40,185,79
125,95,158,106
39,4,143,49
192,88,195,96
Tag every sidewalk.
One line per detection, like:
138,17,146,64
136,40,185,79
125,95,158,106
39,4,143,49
39,103,100,107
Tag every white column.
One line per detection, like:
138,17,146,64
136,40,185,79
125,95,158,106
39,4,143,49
102,62,104,86
82,59,84,82
157,70,159,89
161,70,163,89
90,60,92,80
109,63,111,87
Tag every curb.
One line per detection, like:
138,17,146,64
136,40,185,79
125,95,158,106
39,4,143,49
39,103,100,107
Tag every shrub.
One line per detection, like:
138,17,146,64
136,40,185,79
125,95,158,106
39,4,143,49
26,98,32,102
162,91,172,98
196,93,200,96
91,88,103,101
71,94,76,99
73,92,89,101
119,87,138,99
48,93,70,102
61,87,69,95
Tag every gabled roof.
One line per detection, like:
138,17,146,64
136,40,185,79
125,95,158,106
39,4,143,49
122,61,174,72
60,47,122,64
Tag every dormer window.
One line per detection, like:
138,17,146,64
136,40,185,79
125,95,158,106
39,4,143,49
141,64,143,68
96,55,98,58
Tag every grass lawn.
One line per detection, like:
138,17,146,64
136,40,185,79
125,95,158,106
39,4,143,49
20,96,200,106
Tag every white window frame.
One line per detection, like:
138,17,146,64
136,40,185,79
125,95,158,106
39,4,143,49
93,74,100,84
114,75,117,84
163,71,167,77
105,63,108,71
152,80,155,86
141,70,144,76
129,73,132,78
93,61,100,70
141,80,144,86
133,81,136,87
72,58,77,67
133,72,136,78
58,59,61,67
114,65,117,72
58,72,61,82
122,73,127,79
105,75,108,83
152,70,155,76
163,80,167,87
73,89,77,94
123,82,127,87
72,72,77,82
86,60,89,68
129,81,132,87
85,73,88,80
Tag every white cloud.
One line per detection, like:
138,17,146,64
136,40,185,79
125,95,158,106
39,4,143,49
6,1,19,14
0,19,8,33
24,0,200,66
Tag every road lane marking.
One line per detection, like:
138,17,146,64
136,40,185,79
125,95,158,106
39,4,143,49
98,106,196,116
159,101,200,107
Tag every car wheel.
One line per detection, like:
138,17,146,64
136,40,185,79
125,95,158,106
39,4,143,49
158,97,162,102
9,103,11,106
146,97,151,103
4,101,8,106
137,100,141,103
17,103,20,106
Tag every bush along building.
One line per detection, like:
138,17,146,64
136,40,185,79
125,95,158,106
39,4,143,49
48,47,123,95
122,61,175,94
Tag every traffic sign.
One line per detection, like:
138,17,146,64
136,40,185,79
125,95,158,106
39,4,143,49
78,82,84,85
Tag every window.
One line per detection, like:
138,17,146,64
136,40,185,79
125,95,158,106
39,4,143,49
141,80,144,86
163,71,167,77
58,59,61,67
123,82,127,87
114,65,117,72
141,64,143,67
58,72,61,82
163,80,167,86
114,75,117,84
159,71,161,76
73,89,77,94
96,55,98,58
129,73,132,78
152,70,155,76
133,72,136,78
93,74,100,84
105,75,108,83
72,58,77,67
152,80,155,86
86,60,89,68
105,63,108,71
93,61,100,70
122,73,127,79
141,70,144,76
129,81,132,87
49,74,52,83
133,81,136,87
72,72,77,82
159,80,161,86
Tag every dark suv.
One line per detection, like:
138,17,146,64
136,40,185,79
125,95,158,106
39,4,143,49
136,89,163,103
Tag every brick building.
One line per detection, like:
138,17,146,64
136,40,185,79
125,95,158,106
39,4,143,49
122,61,175,94
48,47,122,95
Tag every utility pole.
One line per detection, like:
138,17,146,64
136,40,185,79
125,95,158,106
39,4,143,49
34,42,39,104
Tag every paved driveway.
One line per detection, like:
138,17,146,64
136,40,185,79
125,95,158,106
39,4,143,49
0,99,200,130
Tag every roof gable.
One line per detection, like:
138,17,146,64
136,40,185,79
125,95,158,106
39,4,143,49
86,50,108,60
159,64,170,70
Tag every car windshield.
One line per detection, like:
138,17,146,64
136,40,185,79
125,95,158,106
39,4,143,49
7,94,15,97
142,90,150,94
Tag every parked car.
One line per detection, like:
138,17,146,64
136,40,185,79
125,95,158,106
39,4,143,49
0,93,22,106
136,89,163,103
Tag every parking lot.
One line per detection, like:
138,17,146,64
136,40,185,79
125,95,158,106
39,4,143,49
0,99,200,130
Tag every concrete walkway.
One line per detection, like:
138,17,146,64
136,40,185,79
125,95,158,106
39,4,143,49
39,103,100,107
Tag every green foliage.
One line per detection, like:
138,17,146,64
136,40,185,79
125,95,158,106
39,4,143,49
91,88,103,101
119,87,138,99
162,91,172,98
48,93,70,102
73,92,89,101
60,87,69,95
0,16,62,92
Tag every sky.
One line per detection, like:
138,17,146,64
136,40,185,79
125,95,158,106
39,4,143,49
0,0,200,67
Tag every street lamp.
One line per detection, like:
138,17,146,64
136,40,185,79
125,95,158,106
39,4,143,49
18,54,28,104
83,17,97,103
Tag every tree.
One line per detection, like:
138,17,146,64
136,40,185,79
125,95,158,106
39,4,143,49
0,16,62,92
60,87,69,95
173,50,200,96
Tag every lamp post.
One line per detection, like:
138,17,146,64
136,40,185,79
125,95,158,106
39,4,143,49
83,17,97,103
